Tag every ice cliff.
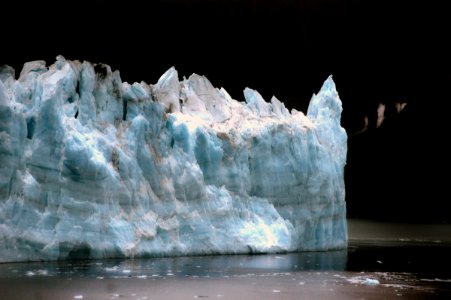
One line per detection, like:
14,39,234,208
0,56,347,262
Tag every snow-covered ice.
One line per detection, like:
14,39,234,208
0,56,347,262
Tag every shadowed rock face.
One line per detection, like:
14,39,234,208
0,56,347,262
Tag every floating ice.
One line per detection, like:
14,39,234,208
348,276,381,286
362,278,380,286
0,56,347,262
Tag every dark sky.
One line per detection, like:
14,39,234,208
2,0,450,221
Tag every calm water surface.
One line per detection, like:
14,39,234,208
0,219,450,299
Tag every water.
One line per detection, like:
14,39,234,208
1,220,450,299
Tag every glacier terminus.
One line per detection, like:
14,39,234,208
0,56,347,262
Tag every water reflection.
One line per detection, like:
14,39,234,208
1,247,450,300
0,250,347,279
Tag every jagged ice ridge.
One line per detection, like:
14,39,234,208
0,56,347,262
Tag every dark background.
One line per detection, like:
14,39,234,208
2,0,450,222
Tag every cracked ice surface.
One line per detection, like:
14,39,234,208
0,56,347,262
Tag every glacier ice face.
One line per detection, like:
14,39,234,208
0,56,347,262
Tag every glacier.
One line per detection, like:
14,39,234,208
0,56,347,262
